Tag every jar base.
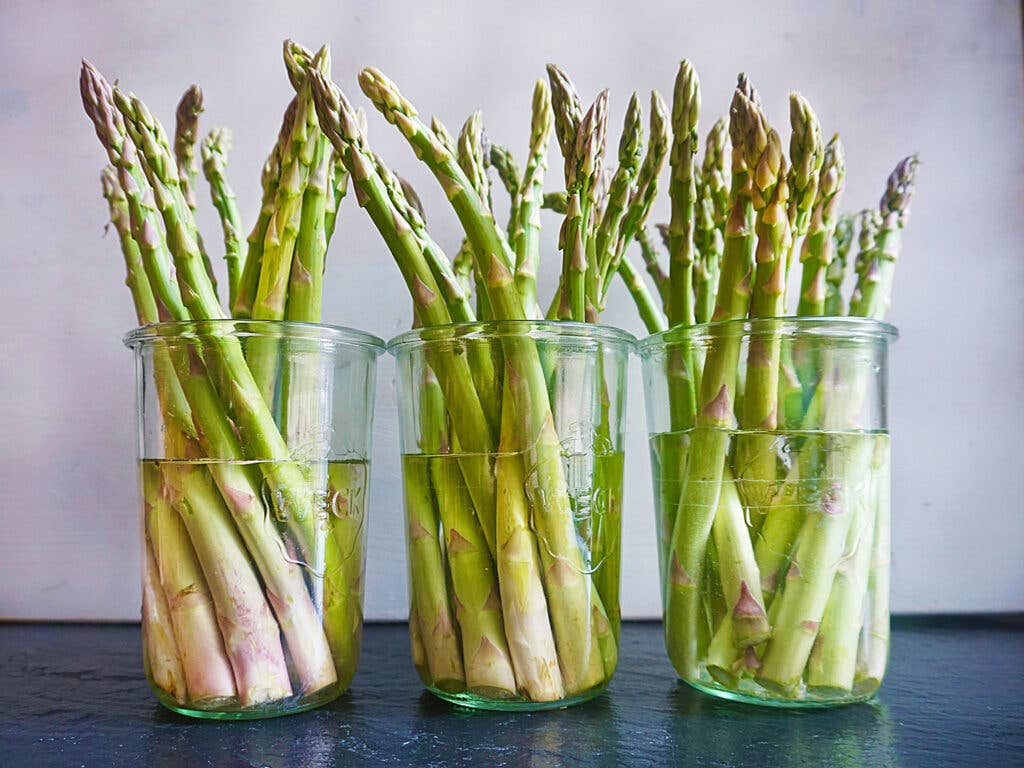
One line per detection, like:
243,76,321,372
426,684,607,712
154,681,344,720
684,677,877,709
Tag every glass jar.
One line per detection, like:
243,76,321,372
639,317,895,707
389,321,635,710
125,320,384,719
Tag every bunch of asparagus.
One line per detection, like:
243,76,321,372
82,42,366,711
633,63,917,700
305,61,661,703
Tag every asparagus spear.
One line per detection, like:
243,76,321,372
694,116,730,324
423,370,517,697
251,42,327,324
490,142,522,242
854,435,891,694
636,226,670,307
557,90,608,322
797,135,846,316
284,127,331,322
141,535,188,704
663,80,758,678
233,98,296,318
667,61,700,329
513,80,553,319
852,207,881,285
783,93,824,284
727,96,792,648
594,93,643,305
100,166,240,702
143,462,237,702
850,155,920,318
172,85,219,297
200,128,246,308
614,92,671,334
823,213,855,316
173,84,203,201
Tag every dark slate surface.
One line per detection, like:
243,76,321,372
2,618,1022,767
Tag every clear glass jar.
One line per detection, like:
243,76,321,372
389,321,635,710
125,320,384,719
639,317,896,707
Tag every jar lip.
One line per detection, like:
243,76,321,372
123,319,386,354
637,316,898,353
386,320,637,353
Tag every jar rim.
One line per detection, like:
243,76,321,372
386,320,637,354
637,316,898,354
123,319,386,354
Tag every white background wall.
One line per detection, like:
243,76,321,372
0,0,1021,620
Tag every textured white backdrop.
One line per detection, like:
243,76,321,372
0,0,1021,620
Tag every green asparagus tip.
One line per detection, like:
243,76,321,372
546,63,583,157
201,127,232,173
308,70,362,150
567,89,608,194
357,67,414,122
880,155,920,222
787,92,824,222
702,115,730,177
619,93,643,171
736,72,761,106
672,60,700,137
818,134,845,203
283,39,315,90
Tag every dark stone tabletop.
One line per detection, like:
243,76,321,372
2,617,1022,767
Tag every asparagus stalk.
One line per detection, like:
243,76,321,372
323,461,366,690
163,460,293,705
284,127,331,322
796,134,845,316
172,85,219,298
173,84,203,206
852,208,881,286
594,93,643,305
735,95,800,520
557,90,609,322
823,213,855,316
101,166,239,701
614,92,671,333
200,128,246,308
233,98,296,318
667,61,700,330
144,462,238,702
423,370,517,697
324,150,349,243
141,536,188,704
855,435,891,694
694,116,730,324
850,156,920,318
663,80,758,678
513,80,553,319
489,142,522,242
636,226,670,308
403,449,465,689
